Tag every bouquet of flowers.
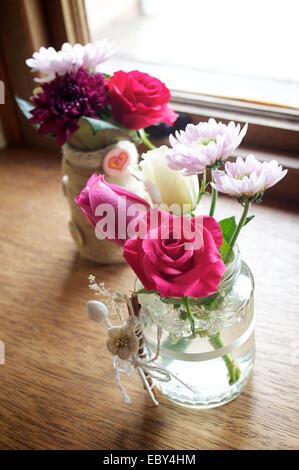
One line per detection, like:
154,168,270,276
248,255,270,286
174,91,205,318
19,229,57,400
17,40,178,263
17,39,177,149
77,117,287,406
78,117,287,407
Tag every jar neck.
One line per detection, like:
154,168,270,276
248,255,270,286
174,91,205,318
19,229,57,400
62,143,109,170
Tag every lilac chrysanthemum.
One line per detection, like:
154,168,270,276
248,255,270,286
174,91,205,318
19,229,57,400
167,118,248,175
26,40,115,82
29,67,109,146
211,154,287,201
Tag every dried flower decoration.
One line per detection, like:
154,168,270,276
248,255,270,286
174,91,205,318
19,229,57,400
106,325,139,360
87,277,198,406
88,275,126,323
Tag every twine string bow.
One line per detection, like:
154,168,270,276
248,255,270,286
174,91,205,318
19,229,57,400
113,325,200,406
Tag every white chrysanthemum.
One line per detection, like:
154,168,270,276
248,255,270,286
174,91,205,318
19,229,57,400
211,154,287,200
26,40,115,82
167,118,248,175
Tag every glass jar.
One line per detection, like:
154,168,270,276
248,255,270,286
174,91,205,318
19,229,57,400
136,246,255,408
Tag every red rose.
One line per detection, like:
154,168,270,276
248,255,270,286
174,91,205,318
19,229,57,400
107,70,178,130
123,209,225,298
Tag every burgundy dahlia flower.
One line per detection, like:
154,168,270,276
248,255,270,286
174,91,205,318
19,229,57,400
29,67,109,146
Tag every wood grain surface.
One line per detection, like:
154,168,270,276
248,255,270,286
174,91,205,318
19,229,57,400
0,147,298,450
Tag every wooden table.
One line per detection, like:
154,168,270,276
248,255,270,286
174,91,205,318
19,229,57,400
0,147,298,450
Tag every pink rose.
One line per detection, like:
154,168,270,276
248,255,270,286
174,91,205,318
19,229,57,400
123,209,225,298
107,70,178,129
74,174,150,246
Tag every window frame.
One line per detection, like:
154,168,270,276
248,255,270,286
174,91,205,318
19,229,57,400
171,91,299,154
0,0,90,148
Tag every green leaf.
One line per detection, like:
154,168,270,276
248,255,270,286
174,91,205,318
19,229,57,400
179,309,188,321
159,293,218,306
15,95,57,140
68,116,140,151
134,288,157,295
15,95,35,120
219,216,237,244
243,215,255,226
68,117,131,151
83,116,140,143
173,304,181,310
219,238,234,264
83,116,122,134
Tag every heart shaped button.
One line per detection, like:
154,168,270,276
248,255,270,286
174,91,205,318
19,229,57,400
103,147,130,176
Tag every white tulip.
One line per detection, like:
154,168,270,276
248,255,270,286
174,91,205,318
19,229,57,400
138,146,199,215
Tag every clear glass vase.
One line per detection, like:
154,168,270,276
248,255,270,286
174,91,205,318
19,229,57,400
135,246,255,408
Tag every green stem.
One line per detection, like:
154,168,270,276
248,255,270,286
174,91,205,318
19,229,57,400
197,170,207,205
225,200,251,263
183,296,196,337
209,332,241,385
139,129,156,150
209,175,218,217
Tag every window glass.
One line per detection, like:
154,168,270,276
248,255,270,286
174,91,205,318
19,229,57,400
86,0,299,109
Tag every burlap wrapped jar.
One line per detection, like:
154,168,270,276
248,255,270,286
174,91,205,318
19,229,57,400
62,140,140,264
